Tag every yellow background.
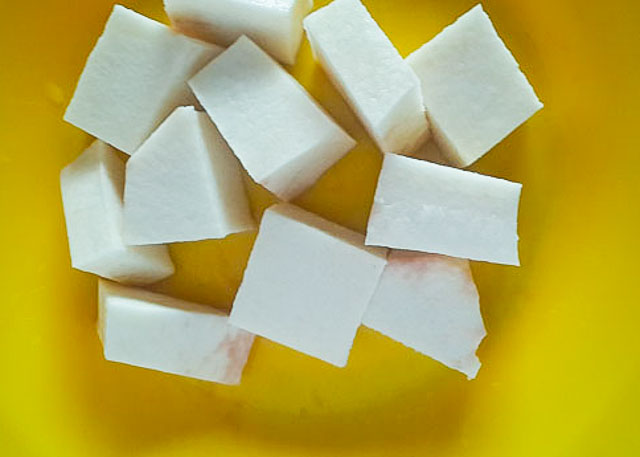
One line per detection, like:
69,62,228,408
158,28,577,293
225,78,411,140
1,0,639,456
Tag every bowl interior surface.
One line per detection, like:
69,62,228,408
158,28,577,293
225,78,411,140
0,1,639,456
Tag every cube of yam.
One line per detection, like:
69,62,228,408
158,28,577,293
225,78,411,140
303,0,429,155
64,5,222,154
98,280,254,384
230,204,388,367
363,251,486,379
407,4,543,166
164,0,313,65
123,107,255,245
60,141,174,285
189,36,355,201
366,154,522,266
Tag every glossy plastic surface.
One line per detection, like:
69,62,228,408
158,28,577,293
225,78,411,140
0,1,639,456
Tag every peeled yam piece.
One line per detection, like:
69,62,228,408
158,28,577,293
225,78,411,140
363,251,486,379
407,4,543,166
303,0,429,155
64,5,222,154
189,36,355,201
60,141,174,285
98,280,254,384
164,0,313,65
123,107,255,245
366,153,522,266
230,204,388,367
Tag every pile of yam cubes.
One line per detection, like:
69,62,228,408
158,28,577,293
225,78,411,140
61,0,542,383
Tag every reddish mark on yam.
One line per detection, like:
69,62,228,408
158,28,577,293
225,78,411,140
389,250,460,278
218,330,254,384
172,16,217,43
387,250,479,299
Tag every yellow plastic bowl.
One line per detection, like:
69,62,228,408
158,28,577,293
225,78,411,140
1,1,639,456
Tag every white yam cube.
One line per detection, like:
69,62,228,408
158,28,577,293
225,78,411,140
64,5,222,155
303,0,429,155
407,4,543,167
363,251,486,379
123,107,255,245
98,280,254,384
230,204,388,367
366,153,522,266
164,0,313,65
60,141,174,285
189,36,355,201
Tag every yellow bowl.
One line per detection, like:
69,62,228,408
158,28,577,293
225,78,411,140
1,1,639,456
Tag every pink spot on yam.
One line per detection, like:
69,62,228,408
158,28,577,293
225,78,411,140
217,330,254,385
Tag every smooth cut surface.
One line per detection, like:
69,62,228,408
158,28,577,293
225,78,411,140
304,0,429,155
189,36,355,201
366,153,522,265
230,204,387,367
60,140,174,285
64,5,221,154
407,4,543,167
3,0,640,456
98,280,254,384
164,0,313,65
363,251,486,379
123,107,254,245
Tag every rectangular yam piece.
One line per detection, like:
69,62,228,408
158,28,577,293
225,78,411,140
64,5,221,154
366,154,522,266
230,204,388,367
189,36,355,201
407,4,543,166
60,140,174,285
99,280,254,384
303,0,429,155
164,0,313,65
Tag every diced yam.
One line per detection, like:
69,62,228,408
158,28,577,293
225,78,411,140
230,204,388,367
363,251,486,379
164,0,313,65
60,141,174,285
189,36,355,201
98,280,254,384
64,5,222,155
123,107,255,245
407,4,543,166
303,0,429,155
366,153,522,266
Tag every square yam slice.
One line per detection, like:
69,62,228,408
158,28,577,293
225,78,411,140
123,107,255,245
407,4,543,166
64,5,221,154
230,204,388,367
363,251,486,379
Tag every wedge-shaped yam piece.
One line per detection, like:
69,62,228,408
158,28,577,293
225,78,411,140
98,280,254,384
164,0,313,65
363,251,486,379
64,5,222,154
230,204,388,367
407,4,543,166
123,107,255,245
303,0,429,155
366,154,522,266
60,141,174,285
189,36,355,201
